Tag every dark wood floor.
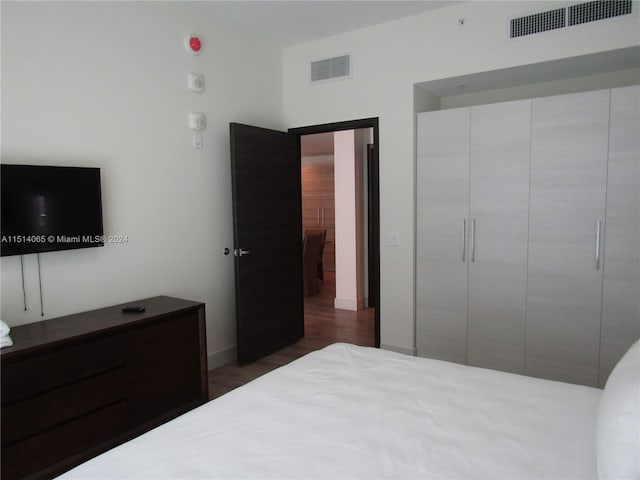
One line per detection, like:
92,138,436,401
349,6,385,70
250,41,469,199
208,272,375,399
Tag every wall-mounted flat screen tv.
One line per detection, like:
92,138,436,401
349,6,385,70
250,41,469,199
1,164,104,256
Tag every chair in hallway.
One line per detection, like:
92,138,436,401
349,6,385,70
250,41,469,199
303,231,325,296
304,228,327,281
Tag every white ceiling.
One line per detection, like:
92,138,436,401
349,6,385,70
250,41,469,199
186,1,458,48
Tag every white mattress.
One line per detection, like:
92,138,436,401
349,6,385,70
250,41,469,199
60,343,602,479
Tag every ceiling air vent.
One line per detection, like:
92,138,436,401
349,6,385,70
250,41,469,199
568,0,632,26
510,7,566,38
311,55,351,83
510,0,633,38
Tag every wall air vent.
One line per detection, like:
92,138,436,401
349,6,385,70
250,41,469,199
568,0,632,25
510,0,633,38
510,8,566,38
311,55,351,83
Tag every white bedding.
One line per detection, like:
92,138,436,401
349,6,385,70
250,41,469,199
60,343,602,479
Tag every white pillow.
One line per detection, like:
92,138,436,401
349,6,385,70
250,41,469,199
0,319,9,336
597,339,640,479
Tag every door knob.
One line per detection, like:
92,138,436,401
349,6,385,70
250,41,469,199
223,248,230,255
234,248,251,257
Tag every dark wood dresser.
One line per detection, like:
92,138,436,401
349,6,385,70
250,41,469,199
1,296,208,480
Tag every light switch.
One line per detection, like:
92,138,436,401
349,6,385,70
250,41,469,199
387,232,400,246
193,133,203,149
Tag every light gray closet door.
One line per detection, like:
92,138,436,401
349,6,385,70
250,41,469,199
467,100,531,374
416,108,470,363
527,89,610,387
600,85,640,387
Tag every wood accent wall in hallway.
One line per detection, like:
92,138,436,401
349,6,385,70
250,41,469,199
301,165,335,272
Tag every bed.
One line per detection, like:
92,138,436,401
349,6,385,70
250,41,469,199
59,341,639,479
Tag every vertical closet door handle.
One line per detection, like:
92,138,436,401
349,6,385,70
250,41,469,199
595,220,602,270
471,218,476,262
317,208,320,226
462,219,466,262
321,208,325,227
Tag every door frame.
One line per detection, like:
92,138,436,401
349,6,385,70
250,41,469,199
289,117,381,348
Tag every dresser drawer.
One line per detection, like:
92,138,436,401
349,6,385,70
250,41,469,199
1,335,124,404
2,368,125,446
1,401,128,480
126,312,203,425
0,296,207,479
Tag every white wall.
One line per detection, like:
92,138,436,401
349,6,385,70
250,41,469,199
333,130,361,310
282,1,640,353
0,1,284,365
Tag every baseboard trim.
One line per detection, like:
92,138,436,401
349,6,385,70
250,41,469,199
380,343,416,356
207,345,237,370
334,297,365,311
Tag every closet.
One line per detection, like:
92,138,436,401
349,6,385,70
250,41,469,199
526,90,609,386
416,86,639,387
416,99,530,373
600,85,640,385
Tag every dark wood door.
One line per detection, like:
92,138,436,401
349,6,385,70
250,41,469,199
230,123,304,364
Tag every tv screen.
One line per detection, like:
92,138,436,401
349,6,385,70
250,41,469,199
1,164,104,256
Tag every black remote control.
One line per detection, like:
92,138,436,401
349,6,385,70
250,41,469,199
121,306,145,313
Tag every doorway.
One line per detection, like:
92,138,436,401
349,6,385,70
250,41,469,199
291,118,380,348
